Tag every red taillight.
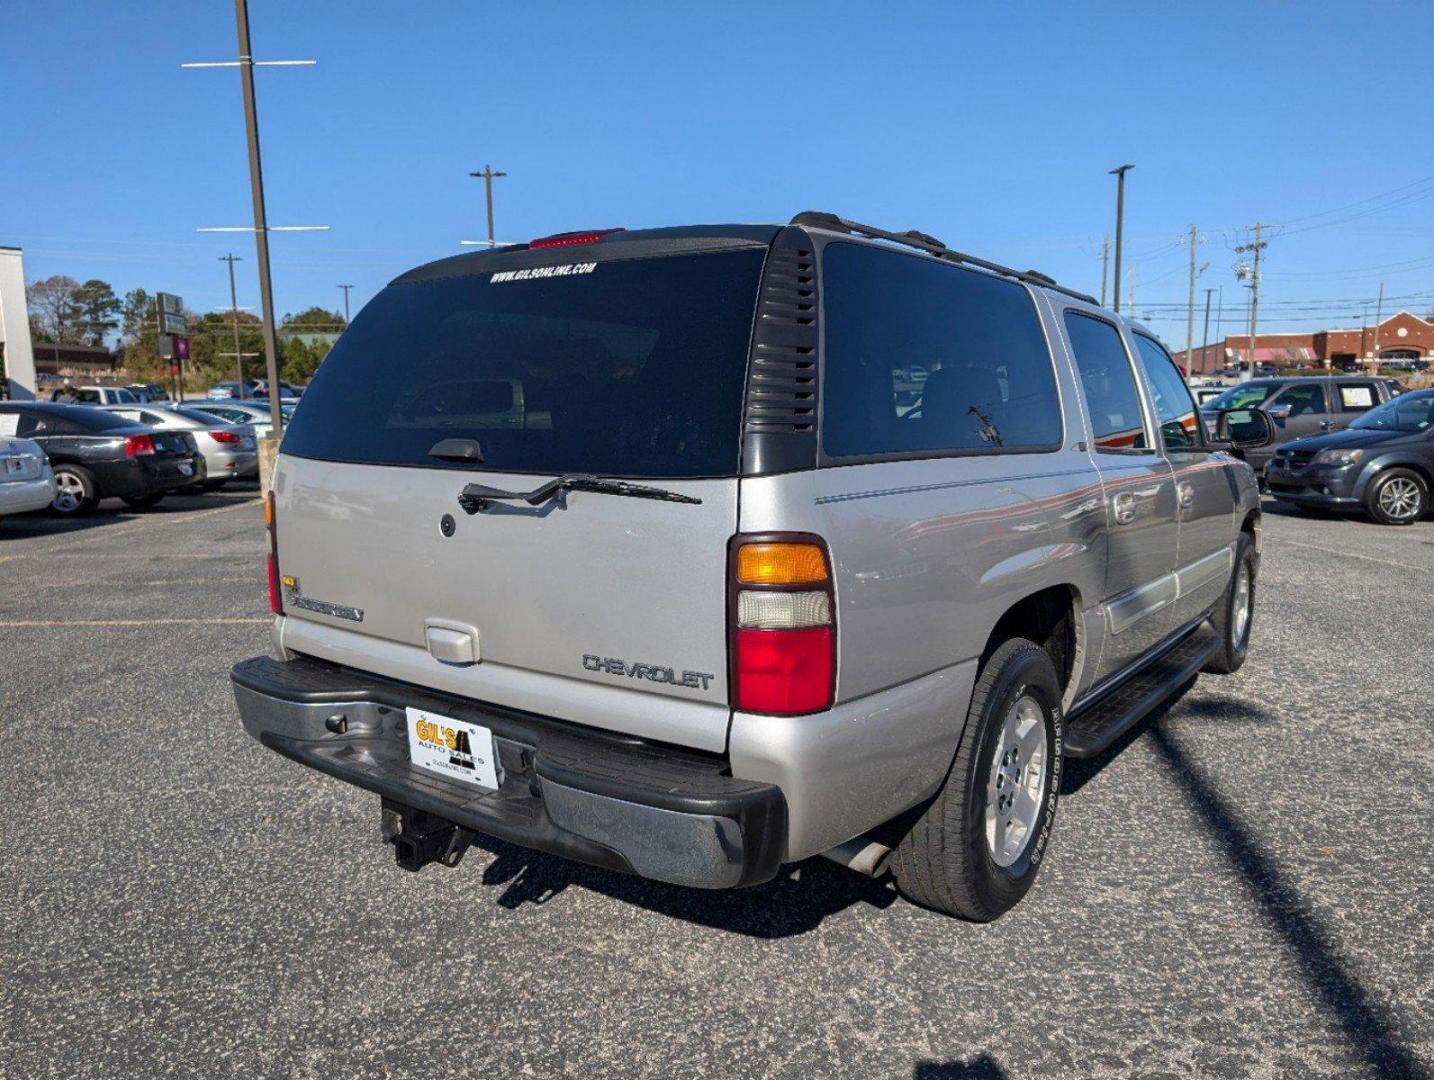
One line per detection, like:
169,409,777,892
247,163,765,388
210,429,243,444
528,228,625,249
265,491,283,615
734,628,834,714
729,534,836,716
124,434,155,457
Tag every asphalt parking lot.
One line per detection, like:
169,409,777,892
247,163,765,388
1,490,1430,1079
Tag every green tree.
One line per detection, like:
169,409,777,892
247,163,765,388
280,335,331,385
280,306,346,333
71,279,122,345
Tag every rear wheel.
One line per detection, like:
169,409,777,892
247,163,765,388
1365,468,1427,525
51,465,99,516
891,638,1063,921
1203,533,1256,675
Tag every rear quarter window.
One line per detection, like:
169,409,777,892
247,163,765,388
820,243,1063,458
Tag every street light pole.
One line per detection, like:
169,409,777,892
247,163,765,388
338,284,353,324
221,253,245,396
1108,164,1134,313
234,0,284,434
469,164,507,248
1201,287,1215,375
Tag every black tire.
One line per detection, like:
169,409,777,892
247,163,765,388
1203,533,1256,675
50,464,99,516
121,493,165,509
891,638,1063,922
1364,468,1428,526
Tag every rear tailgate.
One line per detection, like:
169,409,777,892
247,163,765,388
269,239,770,752
273,458,736,750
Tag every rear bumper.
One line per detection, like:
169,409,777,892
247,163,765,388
231,654,787,889
205,450,259,478
0,469,57,514
95,456,197,498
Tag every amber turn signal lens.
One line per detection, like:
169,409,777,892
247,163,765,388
736,542,828,585
264,493,275,529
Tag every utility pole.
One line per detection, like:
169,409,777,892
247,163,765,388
469,164,508,248
1359,301,1371,363
1099,236,1110,308
1109,165,1134,313
234,0,284,433
1214,284,1224,371
220,253,245,396
183,2,322,435
337,284,353,324
1201,287,1215,376
1184,224,1199,373
1235,223,1266,382
1370,281,1385,371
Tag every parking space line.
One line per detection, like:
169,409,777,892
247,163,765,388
0,618,269,627
1265,535,1429,573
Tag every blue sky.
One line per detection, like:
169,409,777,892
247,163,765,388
4,1,1433,347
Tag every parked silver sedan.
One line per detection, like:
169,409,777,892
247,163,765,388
181,400,277,442
0,434,56,522
101,404,257,490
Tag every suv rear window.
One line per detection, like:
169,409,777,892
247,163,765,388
820,243,1063,458
281,249,766,477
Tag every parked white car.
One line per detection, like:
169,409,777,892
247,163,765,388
49,385,141,405
0,433,57,522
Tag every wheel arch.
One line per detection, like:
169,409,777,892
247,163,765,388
1355,457,1433,503
979,583,1083,705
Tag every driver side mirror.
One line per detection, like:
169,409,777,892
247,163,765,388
1213,407,1274,449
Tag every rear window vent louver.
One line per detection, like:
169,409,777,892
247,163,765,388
744,238,818,436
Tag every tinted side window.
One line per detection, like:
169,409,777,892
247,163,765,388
821,244,1063,458
1336,381,1378,412
1270,383,1327,416
1133,335,1202,450
1063,312,1148,452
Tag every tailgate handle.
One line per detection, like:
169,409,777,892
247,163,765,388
424,620,480,666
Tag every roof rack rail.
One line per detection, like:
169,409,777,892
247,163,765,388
789,211,1098,305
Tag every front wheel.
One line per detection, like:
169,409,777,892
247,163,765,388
1203,533,1256,675
891,638,1063,921
51,465,99,516
1365,468,1427,525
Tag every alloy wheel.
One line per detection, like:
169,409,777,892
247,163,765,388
1232,562,1252,645
53,473,84,513
985,695,1048,868
1378,477,1422,521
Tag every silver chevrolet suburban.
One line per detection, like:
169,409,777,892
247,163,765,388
232,213,1272,921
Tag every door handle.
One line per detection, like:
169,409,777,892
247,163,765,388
1319,420,1335,430
1177,481,1195,509
1112,491,1138,524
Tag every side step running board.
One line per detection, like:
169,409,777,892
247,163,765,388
1063,625,1220,758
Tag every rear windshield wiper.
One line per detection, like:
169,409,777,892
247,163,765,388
458,474,702,514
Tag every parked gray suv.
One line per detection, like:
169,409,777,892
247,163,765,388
232,214,1271,921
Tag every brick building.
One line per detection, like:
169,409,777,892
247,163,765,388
1184,310,1434,374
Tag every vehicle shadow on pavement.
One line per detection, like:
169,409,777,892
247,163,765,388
1062,686,1427,1079
912,1054,1008,1078
468,835,897,938
1144,723,1429,1080
1,489,258,540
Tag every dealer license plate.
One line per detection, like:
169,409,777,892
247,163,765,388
406,707,499,790
4,458,22,475
178,462,193,476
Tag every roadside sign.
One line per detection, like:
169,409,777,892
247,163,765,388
174,335,190,360
157,334,174,360
157,292,187,335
